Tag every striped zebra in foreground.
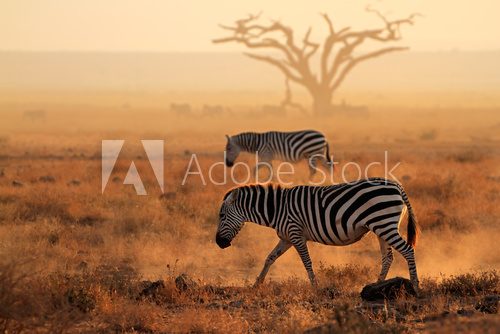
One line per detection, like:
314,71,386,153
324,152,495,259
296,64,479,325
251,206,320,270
215,178,420,289
225,130,333,176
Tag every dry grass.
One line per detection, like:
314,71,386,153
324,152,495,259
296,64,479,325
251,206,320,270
0,260,498,333
0,108,499,332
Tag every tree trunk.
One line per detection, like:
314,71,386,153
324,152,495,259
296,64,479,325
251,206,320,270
311,89,333,116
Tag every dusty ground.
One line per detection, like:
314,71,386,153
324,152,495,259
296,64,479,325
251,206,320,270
0,107,499,332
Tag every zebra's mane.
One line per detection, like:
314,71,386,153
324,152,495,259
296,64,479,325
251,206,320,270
231,132,263,152
235,131,259,136
232,132,258,141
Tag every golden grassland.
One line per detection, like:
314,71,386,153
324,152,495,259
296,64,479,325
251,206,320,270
0,106,499,332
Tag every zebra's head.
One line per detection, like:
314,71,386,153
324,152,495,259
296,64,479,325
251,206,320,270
225,135,240,167
216,188,244,249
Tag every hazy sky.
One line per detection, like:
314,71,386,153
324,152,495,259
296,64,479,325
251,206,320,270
1,0,499,52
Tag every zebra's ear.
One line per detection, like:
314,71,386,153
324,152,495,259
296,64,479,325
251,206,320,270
225,188,239,204
225,135,231,142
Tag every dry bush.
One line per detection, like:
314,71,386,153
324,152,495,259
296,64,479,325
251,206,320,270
14,190,73,223
166,308,249,333
95,295,163,333
424,209,469,232
113,208,156,237
406,174,467,202
0,193,19,223
137,279,190,305
317,264,374,296
0,194,17,205
93,262,139,295
418,271,499,303
0,261,164,331
0,261,87,332
449,149,486,163
0,261,32,331
305,304,405,334
439,270,499,297
419,129,438,141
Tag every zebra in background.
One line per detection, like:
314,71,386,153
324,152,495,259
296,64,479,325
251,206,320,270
215,178,420,289
225,130,333,177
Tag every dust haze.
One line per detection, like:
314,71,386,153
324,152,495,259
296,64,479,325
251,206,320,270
1,2,499,331
1,63,498,281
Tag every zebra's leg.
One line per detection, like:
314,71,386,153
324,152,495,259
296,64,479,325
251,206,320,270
254,239,292,287
377,238,394,282
372,226,419,289
291,238,317,286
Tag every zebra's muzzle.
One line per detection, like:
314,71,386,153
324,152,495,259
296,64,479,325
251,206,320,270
225,160,234,167
216,234,231,249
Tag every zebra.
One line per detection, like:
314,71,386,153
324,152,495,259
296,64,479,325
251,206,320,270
225,130,333,177
215,178,420,289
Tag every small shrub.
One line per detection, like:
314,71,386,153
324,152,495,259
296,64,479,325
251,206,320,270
0,262,31,320
15,193,73,223
48,232,60,245
75,214,104,226
65,288,96,313
113,209,154,236
420,129,438,141
317,264,373,293
305,304,405,334
426,209,470,232
408,175,466,201
452,150,485,163
0,195,17,204
440,271,499,296
94,263,138,294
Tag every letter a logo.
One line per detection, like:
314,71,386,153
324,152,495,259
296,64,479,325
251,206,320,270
101,140,164,195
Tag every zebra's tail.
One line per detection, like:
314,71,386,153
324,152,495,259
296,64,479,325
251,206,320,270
398,183,419,247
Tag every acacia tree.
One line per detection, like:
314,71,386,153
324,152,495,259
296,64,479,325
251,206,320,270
213,8,418,115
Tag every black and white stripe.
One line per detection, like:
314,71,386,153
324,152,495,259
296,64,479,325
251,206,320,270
225,130,332,175
215,178,419,288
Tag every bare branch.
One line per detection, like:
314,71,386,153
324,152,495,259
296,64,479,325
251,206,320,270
321,8,417,83
321,13,334,35
303,27,313,49
302,27,320,60
366,6,389,24
326,35,365,84
320,14,336,82
213,14,319,86
320,14,352,82
363,6,421,41
213,34,296,66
